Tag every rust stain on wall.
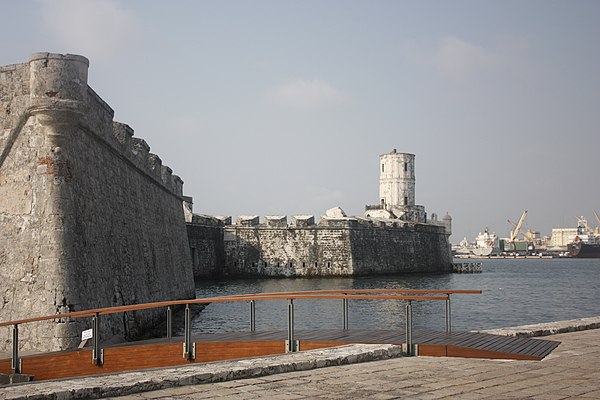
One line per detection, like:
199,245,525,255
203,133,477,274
38,156,72,181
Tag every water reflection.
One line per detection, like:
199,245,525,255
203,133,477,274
192,258,600,334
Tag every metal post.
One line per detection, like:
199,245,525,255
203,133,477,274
342,297,349,330
445,295,452,333
250,300,256,332
405,300,413,356
166,306,172,338
183,304,195,360
286,299,297,352
11,324,20,374
92,312,103,365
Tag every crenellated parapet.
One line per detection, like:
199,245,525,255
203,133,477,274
2,52,183,199
220,213,445,233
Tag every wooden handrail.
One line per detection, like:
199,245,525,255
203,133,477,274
0,289,480,328
226,289,482,297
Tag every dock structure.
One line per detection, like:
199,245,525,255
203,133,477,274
451,262,483,273
0,289,559,382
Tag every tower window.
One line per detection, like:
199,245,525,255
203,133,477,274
382,163,384,172
404,196,408,205
404,162,407,172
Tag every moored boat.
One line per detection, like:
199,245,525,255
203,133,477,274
452,226,498,257
568,241,600,258
567,217,600,258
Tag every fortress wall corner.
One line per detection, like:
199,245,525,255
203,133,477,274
0,53,194,352
348,224,452,274
187,216,225,279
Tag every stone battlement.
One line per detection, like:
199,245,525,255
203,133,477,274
219,214,445,233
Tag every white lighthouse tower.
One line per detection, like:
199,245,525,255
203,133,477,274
379,150,415,208
365,149,426,222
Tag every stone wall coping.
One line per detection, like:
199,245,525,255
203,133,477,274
220,221,446,231
189,214,225,227
0,63,20,73
28,52,89,65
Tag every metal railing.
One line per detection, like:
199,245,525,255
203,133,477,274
0,289,481,373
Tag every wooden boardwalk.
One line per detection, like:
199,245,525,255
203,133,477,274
0,289,560,382
190,328,559,360
0,329,560,381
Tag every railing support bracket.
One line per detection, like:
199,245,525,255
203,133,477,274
12,324,21,374
166,306,172,338
250,300,256,332
92,313,103,366
183,304,195,360
405,300,413,356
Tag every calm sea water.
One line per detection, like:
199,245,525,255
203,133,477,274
191,258,600,334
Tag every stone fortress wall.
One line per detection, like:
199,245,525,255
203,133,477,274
219,213,451,277
0,53,195,352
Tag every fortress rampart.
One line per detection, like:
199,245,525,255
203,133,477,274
217,215,451,277
0,53,194,352
187,214,226,279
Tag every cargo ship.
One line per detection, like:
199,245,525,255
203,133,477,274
567,216,600,258
568,240,600,258
452,227,498,256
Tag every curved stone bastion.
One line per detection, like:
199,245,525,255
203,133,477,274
0,53,195,353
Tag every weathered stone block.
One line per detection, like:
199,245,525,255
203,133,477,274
265,215,287,227
291,215,314,227
237,215,259,226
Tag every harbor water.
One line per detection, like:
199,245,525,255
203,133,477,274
191,258,600,334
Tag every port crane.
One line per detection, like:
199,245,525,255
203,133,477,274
507,210,528,242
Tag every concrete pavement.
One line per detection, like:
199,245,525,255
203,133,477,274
109,328,600,399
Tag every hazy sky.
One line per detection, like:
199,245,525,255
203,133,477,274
2,1,599,242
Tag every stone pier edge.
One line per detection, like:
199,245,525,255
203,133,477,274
476,315,600,337
1,344,403,400
3,317,600,399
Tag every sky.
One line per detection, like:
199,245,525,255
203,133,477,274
1,0,599,242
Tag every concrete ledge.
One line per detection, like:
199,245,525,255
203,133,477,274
477,316,600,337
1,344,403,400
